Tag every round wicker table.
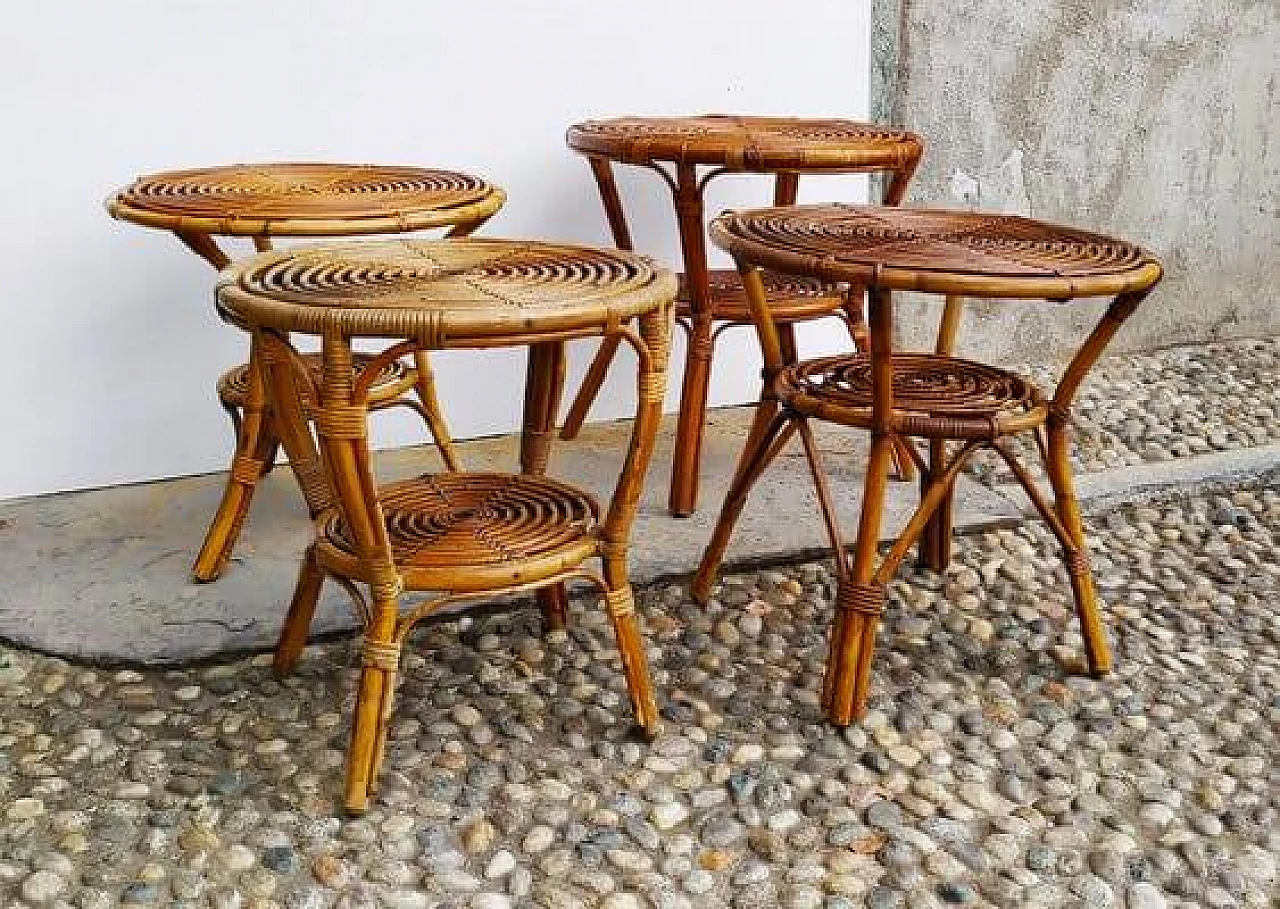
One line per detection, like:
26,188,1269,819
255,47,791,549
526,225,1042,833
107,163,506,582
692,204,1162,726
217,237,677,813
559,115,924,516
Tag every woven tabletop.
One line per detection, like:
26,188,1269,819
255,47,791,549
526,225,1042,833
566,115,922,172
710,205,1163,299
107,163,505,237
217,238,678,345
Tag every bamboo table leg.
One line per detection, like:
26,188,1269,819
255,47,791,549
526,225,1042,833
918,294,964,572
192,334,280,582
561,157,635,441
669,164,714,517
522,341,570,631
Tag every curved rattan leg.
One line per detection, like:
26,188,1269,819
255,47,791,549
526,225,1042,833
274,544,324,676
691,403,793,603
669,316,714,517
522,341,571,632
1044,418,1112,677
412,350,460,472
824,434,893,725
193,362,278,583
560,334,622,441
345,607,401,815
603,581,660,737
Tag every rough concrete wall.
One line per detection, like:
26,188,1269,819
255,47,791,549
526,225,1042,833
873,0,1278,364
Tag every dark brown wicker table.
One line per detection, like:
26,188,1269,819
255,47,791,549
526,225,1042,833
560,115,923,516
693,204,1163,725
107,164,505,582
217,237,677,813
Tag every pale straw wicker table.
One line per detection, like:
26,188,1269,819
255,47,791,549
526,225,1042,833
560,115,924,516
107,163,505,581
216,237,676,813
693,204,1162,725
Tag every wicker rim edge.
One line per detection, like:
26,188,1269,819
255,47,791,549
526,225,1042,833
106,187,507,238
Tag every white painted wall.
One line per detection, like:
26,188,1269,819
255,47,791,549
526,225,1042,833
0,0,871,500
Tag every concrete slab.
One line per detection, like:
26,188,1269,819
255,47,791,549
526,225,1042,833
0,407,1017,664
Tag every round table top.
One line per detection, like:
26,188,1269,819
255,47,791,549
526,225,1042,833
107,163,505,237
216,238,678,345
566,115,922,172
710,204,1163,300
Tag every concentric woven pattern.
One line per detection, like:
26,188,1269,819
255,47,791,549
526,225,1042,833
711,205,1162,297
218,238,677,342
110,164,501,234
325,473,599,569
778,353,1045,433
216,353,413,408
567,115,921,170
677,268,845,322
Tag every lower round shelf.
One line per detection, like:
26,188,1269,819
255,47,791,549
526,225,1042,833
317,472,602,592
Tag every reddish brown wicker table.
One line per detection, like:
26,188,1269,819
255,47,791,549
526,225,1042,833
217,237,677,813
561,115,923,516
107,163,505,581
694,204,1162,725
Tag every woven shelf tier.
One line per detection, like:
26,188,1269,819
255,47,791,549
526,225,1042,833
711,205,1163,299
677,269,846,324
777,353,1049,440
567,115,922,172
317,472,600,593
217,238,678,345
216,353,415,411
108,163,505,237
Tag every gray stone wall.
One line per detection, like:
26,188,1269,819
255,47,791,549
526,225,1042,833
873,0,1278,364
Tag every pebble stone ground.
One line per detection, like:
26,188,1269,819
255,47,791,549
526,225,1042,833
1,479,1277,909
966,337,1280,485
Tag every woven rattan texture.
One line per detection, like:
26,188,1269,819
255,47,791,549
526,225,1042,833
217,238,678,343
567,115,922,171
711,205,1163,298
776,353,1046,438
216,353,413,409
676,269,845,323
324,472,599,570
109,164,504,236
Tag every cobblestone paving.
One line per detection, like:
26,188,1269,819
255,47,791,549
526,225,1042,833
1,486,1278,909
966,337,1280,485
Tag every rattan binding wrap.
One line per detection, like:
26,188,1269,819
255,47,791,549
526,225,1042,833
567,115,922,171
218,239,679,344
108,164,505,237
710,205,1163,298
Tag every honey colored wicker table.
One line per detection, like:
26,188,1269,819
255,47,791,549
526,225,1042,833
560,115,924,516
107,163,506,582
693,204,1162,725
217,237,676,813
